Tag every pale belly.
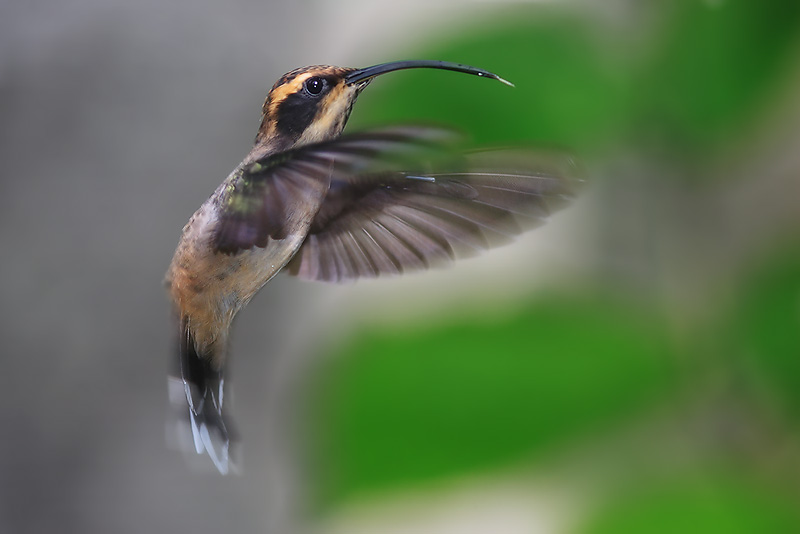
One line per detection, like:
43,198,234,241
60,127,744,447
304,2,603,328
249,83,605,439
165,199,309,362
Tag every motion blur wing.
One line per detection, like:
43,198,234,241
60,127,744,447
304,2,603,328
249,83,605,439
287,149,582,282
213,126,457,255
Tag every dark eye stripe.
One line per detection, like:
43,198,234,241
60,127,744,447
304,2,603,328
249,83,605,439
273,74,336,143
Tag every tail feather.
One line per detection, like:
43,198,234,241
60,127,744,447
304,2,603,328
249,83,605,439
168,316,237,474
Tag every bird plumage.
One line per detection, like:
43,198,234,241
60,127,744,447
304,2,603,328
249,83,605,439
165,61,580,473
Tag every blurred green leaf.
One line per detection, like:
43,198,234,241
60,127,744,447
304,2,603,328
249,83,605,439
349,2,800,167
308,295,676,508
638,0,800,160
350,11,628,152
578,473,800,534
735,244,800,415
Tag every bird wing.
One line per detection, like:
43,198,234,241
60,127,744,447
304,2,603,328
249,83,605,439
286,147,582,282
213,126,457,255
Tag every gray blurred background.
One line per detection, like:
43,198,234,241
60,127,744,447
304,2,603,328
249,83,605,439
0,1,362,532
4,1,800,533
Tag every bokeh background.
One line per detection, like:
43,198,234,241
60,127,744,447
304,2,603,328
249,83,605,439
2,1,800,533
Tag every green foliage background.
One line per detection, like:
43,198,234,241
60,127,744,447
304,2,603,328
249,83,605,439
305,1,800,530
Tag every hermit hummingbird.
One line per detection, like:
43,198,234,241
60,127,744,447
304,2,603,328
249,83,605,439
165,60,580,473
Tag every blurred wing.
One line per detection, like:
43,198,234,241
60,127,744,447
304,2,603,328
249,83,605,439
287,149,582,282
213,126,457,255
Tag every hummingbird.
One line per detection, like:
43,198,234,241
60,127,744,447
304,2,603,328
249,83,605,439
165,60,580,473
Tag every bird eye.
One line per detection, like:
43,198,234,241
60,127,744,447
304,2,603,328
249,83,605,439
305,77,325,96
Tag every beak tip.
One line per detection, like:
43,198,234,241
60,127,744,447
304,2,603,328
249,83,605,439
474,69,514,87
495,75,515,87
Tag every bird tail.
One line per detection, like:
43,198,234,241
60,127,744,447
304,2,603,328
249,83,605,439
167,315,237,474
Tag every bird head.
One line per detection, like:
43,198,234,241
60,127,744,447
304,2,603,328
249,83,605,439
254,60,513,151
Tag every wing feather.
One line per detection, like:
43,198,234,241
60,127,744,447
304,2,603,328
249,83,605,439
212,126,457,255
287,148,581,281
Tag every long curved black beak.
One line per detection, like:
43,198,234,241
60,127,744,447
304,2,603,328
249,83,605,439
344,60,514,87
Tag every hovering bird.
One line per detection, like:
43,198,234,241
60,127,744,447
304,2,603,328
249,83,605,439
165,60,580,473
